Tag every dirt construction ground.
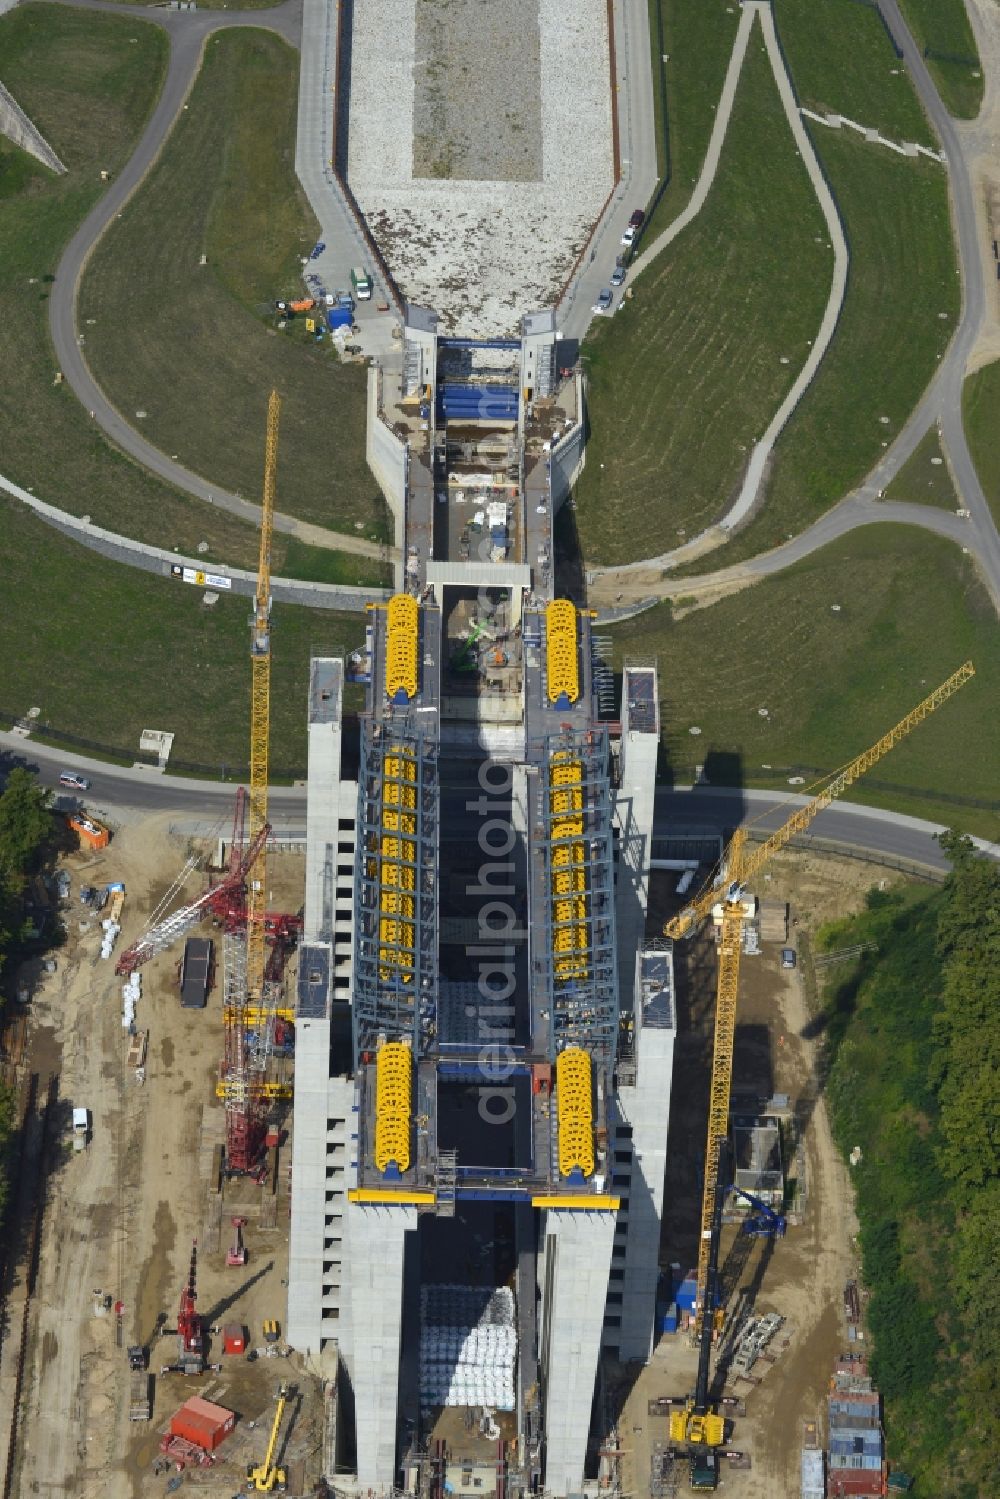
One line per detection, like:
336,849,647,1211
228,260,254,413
6,814,324,1499
610,851,920,1499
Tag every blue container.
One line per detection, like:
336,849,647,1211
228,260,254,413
675,1278,698,1312
659,1302,678,1334
327,306,352,330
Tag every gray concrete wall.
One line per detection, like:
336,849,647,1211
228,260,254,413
540,1208,617,1496
342,1203,416,1486
0,81,66,174
614,1006,675,1361
550,374,586,511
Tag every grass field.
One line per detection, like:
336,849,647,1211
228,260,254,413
881,427,957,509
610,527,1000,838
963,358,1000,531
0,498,365,773
773,0,935,146
896,0,983,119
0,8,269,568
642,0,740,241
676,128,957,573
80,29,388,541
574,43,830,564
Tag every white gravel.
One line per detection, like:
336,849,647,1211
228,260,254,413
345,0,614,336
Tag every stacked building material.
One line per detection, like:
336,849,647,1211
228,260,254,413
419,1285,516,1413
826,1358,884,1496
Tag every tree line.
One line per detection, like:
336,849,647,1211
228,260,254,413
817,833,1000,1496
0,767,56,1218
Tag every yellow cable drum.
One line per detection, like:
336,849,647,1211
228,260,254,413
385,593,420,702
556,1046,594,1178
374,1041,413,1173
545,600,579,704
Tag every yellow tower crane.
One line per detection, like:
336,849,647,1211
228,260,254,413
247,389,281,1005
667,660,974,1452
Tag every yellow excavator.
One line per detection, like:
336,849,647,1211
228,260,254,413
246,1382,294,1493
666,663,973,1474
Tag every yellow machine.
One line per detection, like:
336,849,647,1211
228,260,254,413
246,1382,292,1493
667,663,974,1449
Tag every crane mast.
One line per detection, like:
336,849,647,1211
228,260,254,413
248,389,280,1005
669,661,974,1448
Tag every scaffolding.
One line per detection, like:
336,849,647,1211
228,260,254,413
532,727,618,1066
353,715,439,1064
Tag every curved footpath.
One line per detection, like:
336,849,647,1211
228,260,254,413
41,0,389,564
589,0,1000,612
5,0,998,612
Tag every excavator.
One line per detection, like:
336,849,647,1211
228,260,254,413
665,663,973,1484
246,1382,294,1493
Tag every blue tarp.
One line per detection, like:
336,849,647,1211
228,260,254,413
327,306,352,330
437,383,518,423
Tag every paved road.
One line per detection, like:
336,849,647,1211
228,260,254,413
43,0,388,564
558,0,660,340
4,731,995,868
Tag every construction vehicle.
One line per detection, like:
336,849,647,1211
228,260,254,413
227,1217,248,1268
128,1345,151,1422
666,663,973,1457
731,1186,785,1238
174,1242,204,1375
246,1382,293,1492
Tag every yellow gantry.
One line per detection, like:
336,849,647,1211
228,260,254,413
545,599,579,704
556,1046,595,1178
384,593,420,702
374,1040,413,1173
549,753,590,981
370,748,418,982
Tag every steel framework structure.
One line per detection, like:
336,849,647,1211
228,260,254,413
533,726,617,1067
353,714,439,1066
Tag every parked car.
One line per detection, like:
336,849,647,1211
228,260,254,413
610,265,626,288
781,947,797,970
621,208,645,246
593,288,613,313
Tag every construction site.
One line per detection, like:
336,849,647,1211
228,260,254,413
0,269,971,1499
0,268,976,1499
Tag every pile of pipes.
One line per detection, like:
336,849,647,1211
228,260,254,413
121,971,141,1029
100,917,121,960
419,1284,516,1413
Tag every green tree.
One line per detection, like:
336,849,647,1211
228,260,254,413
0,767,52,961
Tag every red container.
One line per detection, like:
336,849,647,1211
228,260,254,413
827,1472,883,1497
169,1396,235,1452
222,1323,246,1355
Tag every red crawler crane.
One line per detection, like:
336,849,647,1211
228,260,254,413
176,1242,204,1375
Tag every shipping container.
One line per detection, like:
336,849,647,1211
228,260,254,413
800,1446,823,1499
169,1396,235,1452
180,938,214,1009
826,1473,883,1497
222,1323,246,1355
660,1303,679,1334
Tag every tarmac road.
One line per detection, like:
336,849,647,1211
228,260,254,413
4,731,994,870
